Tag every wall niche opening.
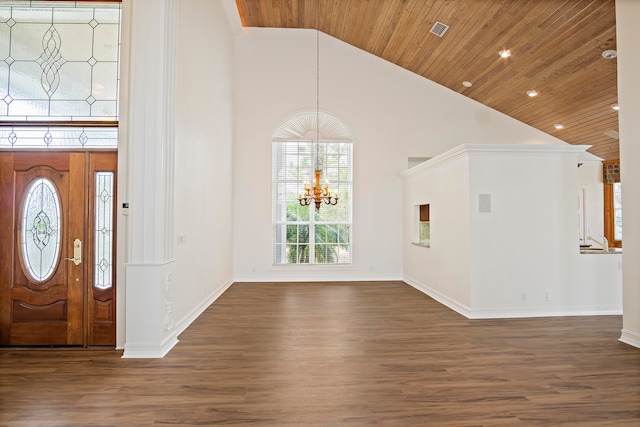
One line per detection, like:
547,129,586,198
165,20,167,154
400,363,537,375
413,204,430,247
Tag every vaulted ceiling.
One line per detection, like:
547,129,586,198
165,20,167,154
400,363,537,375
235,0,619,160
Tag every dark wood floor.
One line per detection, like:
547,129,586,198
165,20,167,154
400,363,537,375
1,281,639,426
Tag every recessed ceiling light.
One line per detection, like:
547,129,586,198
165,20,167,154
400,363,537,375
611,103,619,110
499,49,511,58
462,81,473,87
526,90,538,97
554,124,565,129
602,49,617,59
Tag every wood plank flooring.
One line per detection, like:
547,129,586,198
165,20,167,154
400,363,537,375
1,281,639,426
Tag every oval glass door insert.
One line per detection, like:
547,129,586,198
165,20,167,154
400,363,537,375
22,177,61,282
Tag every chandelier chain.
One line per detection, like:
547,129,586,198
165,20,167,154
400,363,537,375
298,0,339,211
316,0,320,169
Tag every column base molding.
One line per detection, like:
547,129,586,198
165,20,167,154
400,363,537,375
123,260,177,358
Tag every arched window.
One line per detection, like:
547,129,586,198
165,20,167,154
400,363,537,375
272,111,353,264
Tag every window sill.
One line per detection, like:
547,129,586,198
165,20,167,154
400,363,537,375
271,263,354,269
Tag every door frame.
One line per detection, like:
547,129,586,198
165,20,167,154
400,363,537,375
0,150,117,347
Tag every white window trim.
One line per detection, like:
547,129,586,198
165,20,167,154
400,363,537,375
271,111,353,266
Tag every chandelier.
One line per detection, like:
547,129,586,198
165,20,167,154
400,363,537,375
298,0,339,212
299,169,339,211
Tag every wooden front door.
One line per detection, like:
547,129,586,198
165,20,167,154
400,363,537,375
0,151,117,346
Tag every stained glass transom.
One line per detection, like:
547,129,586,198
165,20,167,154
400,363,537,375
22,177,61,282
0,1,120,147
94,171,113,290
0,126,117,148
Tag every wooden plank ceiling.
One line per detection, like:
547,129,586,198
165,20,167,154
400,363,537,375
235,0,619,160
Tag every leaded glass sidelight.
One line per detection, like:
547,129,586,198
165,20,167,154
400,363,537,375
22,177,61,282
94,171,113,290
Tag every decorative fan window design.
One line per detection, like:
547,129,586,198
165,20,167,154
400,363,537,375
272,111,353,265
22,177,61,282
0,1,121,148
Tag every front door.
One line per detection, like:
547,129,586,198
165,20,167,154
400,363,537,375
0,151,117,346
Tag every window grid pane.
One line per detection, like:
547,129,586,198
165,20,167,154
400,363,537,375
272,114,352,265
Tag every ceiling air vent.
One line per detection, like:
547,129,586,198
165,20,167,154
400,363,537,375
430,21,449,37
604,130,619,139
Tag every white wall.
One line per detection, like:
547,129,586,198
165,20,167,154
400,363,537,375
173,0,235,330
468,147,620,316
402,152,472,313
468,150,577,314
402,145,621,318
233,28,566,282
616,0,640,348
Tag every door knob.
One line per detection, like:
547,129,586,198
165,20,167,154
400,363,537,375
64,238,82,266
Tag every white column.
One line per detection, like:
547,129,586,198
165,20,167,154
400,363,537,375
616,0,640,349
121,0,178,358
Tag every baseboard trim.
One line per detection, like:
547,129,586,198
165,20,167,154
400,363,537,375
468,308,623,319
403,275,472,318
233,275,403,283
402,275,623,320
619,329,640,349
122,332,178,358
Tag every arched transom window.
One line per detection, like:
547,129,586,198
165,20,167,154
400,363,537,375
272,111,353,265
